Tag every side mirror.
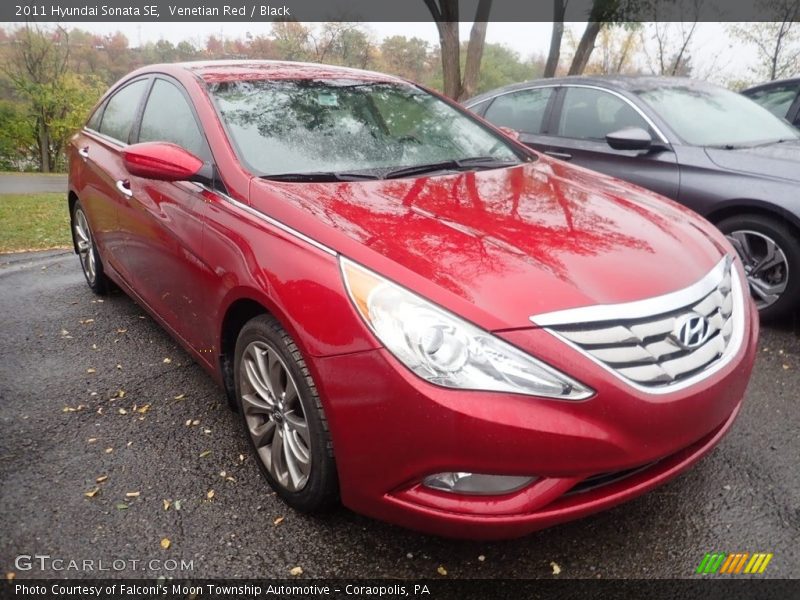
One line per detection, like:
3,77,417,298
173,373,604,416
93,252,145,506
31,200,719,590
605,127,653,151
498,126,521,141
122,142,209,183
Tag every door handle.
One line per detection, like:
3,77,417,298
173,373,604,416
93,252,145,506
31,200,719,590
545,151,573,160
78,147,89,160
115,179,133,198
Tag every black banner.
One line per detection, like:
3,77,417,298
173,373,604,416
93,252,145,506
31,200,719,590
2,0,799,23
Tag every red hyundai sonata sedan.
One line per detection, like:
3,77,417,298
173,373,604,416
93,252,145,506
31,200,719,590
68,61,758,539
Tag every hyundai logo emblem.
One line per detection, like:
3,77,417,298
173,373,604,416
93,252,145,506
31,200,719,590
673,314,711,350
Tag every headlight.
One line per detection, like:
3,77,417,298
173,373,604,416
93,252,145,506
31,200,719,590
340,258,593,400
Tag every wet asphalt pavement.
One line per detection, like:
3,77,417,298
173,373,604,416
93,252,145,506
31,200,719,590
0,250,798,580
0,174,67,195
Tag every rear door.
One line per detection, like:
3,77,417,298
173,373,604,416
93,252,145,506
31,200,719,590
547,85,680,200
71,78,150,282
120,76,215,355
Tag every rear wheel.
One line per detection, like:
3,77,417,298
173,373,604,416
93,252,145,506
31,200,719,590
234,314,338,512
71,201,109,295
718,214,800,319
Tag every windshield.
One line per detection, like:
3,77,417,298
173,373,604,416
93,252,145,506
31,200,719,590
208,79,521,177
635,84,800,147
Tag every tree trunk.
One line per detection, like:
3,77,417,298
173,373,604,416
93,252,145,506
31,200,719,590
544,0,566,77
38,118,50,173
568,21,602,75
460,0,493,100
437,20,462,99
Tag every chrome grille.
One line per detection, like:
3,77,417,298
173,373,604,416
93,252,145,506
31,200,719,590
530,256,745,392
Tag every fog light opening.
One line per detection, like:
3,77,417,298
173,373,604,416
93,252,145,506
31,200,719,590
422,472,537,495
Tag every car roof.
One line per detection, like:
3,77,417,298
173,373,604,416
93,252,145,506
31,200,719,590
159,60,406,84
466,75,723,105
742,77,800,93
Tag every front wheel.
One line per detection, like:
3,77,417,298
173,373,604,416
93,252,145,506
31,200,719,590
718,214,800,320
234,314,338,512
71,201,110,295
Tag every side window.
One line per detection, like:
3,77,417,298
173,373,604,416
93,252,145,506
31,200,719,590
744,85,798,119
99,79,148,143
558,87,649,141
484,88,553,134
138,79,208,159
87,103,103,130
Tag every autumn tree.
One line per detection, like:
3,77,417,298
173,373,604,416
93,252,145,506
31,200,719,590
1,24,104,172
379,36,431,81
423,0,493,100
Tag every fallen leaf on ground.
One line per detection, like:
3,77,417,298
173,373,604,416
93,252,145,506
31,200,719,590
115,503,128,510
192,419,200,426
163,358,172,364
163,499,172,511
199,450,211,458
478,555,486,562
174,500,183,510
95,475,108,484
289,567,303,576
117,328,127,334
136,404,150,414
104,447,113,454
117,389,126,398
118,408,128,415
63,406,77,413
126,491,140,498
437,566,447,576
160,538,171,550
80,319,95,324
550,561,561,575
174,394,186,400
273,517,284,526
84,488,100,498
116,364,122,370
206,490,215,499
86,368,96,374
87,438,97,443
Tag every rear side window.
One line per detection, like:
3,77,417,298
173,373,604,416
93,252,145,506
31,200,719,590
138,79,208,159
744,84,799,119
558,87,649,141
99,79,148,143
467,98,492,116
484,88,553,134
86,105,103,130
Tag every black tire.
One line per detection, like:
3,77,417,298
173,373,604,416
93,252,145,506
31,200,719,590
71,200,110,295
717,213,800,320
234,314,338,512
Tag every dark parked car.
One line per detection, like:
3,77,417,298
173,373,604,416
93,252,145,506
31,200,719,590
467,76,800,319
742,77,800,129
68,61,757,539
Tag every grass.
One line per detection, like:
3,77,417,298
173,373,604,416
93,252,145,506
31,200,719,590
0,193,71,253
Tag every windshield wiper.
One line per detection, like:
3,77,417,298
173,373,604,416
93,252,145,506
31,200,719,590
382,156,519,180
261,171,381,182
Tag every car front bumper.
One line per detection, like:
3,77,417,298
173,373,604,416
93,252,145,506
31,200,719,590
311,300,758,539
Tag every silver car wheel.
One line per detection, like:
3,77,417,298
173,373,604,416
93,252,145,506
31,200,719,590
726,229,789,310
73,208,96,285
240,340,312,492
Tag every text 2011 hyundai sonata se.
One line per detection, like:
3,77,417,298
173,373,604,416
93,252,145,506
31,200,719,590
68,61,758,539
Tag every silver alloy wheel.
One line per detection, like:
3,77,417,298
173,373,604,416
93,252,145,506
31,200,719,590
73,208,96,285
726,229,789,310
240,341,312,492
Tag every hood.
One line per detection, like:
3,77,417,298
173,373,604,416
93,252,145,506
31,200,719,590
704,139,800,183
249,159,729,331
